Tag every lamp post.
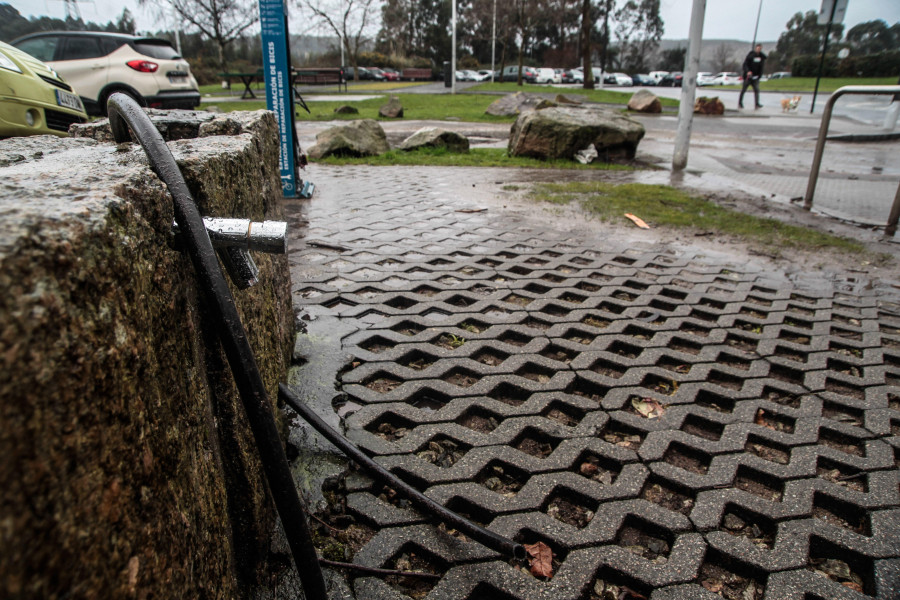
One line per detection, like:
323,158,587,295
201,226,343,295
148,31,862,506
751,0,763,47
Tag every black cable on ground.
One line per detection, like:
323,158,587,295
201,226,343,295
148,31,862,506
106,93,328,600
278,383,527,561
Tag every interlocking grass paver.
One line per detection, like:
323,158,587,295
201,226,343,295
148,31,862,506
287,164,900,599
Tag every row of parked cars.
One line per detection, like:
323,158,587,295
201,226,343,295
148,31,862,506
343,66,402,81
0,31,200,137
1,30,201,138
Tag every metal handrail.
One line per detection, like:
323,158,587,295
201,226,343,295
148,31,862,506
105,93,329,600
803,85,900,235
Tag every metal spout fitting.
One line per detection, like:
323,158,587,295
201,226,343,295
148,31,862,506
173,218,288,289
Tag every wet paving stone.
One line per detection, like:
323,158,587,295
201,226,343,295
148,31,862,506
288,164,900,599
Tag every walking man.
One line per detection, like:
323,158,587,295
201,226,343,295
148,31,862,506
739,44,766,109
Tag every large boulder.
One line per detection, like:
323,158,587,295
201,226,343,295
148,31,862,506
485,92,556,116
508,105,645,160
308,119,390,159
334,105,359,114
379,96,403,118
628,89,662,113
398,127,470,152
694,96,725,115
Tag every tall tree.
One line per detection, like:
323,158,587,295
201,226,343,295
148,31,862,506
657,46,684,71
116,9,137,35
579,0,594,88
774,10,844,64
297,0,379,77
845,19,898,55
613,0,662,73
138,0,258,72
711,42,735,72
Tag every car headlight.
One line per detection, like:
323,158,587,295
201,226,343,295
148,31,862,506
0,52,22,74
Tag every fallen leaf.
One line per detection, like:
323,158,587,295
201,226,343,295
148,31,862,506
524,541,554,578
842,581,864,592
632,397,665,419
456,208,487,213
624,213,650,229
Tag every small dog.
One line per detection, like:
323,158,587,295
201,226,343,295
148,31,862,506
780,95,801,112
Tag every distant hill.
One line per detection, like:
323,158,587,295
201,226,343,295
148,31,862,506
658,38,777,72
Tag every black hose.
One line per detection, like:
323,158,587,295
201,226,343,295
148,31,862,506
106,93,328,600
278,384,527,561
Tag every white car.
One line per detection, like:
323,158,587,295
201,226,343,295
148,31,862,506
609,72,633,86
648,70,669,82
697,72,716,86
12,31,200,115
711,71,742,86
535,68,560,84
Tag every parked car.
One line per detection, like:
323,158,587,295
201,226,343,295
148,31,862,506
562,69,583,83
501,65,537,83
561,69,578,83
648,70,669,82
769,71,791,79
11,31,199,116
630,73,657,86
363,67,389,80
345,66,384,81
0,40,86,137
366,67,400,81
697,71,716,86
657,72,683,87
711,71,741,85
476,69,495,81
376,67,400,81
605,72,633,86
535,67,559,84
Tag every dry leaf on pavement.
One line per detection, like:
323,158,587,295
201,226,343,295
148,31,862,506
632,397,665,419
524,541,554,578
624,213,650,229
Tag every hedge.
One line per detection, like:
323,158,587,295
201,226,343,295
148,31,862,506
792,50,900,77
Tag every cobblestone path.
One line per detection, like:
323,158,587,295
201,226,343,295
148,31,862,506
287,164,900,600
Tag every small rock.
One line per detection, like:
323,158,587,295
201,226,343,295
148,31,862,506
627,89,662,113
379,96,403,118
333,105,359,114
694,96,724,115
398,127,470,153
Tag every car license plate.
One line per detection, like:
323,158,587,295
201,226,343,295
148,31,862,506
56,89,82,111
168,72,188,83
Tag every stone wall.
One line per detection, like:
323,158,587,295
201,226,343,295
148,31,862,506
0,110,293,598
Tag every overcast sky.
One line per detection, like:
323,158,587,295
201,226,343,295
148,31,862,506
6,0,900,41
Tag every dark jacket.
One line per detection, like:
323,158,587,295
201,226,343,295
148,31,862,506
742,50,766,79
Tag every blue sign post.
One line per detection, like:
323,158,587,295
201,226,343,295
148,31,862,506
259,0,298,197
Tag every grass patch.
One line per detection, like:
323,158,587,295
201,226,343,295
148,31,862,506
313,147,636,170
716,77,898,93
527,181,868,255
201,92,517,122
199,85,677,120
470,81,680,107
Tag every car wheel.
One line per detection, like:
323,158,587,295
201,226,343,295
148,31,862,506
100,89,145,115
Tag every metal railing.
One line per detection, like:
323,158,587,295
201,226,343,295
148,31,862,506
803,85,900,235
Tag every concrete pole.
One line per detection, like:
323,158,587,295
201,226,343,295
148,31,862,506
672,0,706,171
451,0,457,94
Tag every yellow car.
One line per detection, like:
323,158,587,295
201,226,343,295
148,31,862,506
0,40,87,138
